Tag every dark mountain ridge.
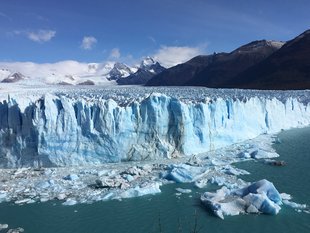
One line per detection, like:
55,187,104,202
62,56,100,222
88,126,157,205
146,40,283,87
223,30,310,89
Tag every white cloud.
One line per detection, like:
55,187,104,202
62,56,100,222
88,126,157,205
109,48,121,59
81,36,97,50
153,46,204,68
27,30,56,43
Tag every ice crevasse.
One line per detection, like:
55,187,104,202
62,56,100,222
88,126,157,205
0,92,310,167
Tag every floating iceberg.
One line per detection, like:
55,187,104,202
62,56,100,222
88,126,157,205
201,179,282,219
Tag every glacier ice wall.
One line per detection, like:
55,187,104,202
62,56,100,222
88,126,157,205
0,91,310,167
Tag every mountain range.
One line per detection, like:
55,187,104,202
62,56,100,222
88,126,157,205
0,29,309,89
146,29,310,90
0,57,165,86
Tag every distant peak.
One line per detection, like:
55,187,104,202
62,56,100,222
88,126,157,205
140,56,157,68
113,62,130,70
232,40,285,54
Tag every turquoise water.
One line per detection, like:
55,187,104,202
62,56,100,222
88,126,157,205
0,128,309,233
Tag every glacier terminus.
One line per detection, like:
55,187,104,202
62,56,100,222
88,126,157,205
0,86,309,168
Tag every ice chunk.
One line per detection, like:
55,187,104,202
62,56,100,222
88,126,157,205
234,179,282,204
201,179,282,219
201,186,246,219
15,199,33,205
243,193,281,215
210,176,227,186
63,174,79,181
63,199,77,206
164,164,207,183
36,180,51,189
280,193,292,200
0,224,8,230
124,174,134,182
0,193,8,202
221,165,250,176
194,179,208,188
119,182,161,199
175,188,192,194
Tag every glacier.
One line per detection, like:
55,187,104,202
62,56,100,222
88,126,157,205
0,86,310,168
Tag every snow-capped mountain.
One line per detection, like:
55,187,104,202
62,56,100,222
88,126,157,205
117,57,166,85
106,62,136,81
0,58,163,86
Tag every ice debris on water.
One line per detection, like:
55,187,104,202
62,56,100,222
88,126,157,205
0,135,275,205
0,130,307,219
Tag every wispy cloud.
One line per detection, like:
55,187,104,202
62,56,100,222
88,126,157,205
81,36,97,50
27,30,56,43
109,48,121,59
9,29,56,43
153,45,205,68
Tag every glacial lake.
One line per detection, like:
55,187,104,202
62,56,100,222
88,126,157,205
0,127,309,233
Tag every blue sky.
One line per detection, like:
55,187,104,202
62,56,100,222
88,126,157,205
0,0,309,65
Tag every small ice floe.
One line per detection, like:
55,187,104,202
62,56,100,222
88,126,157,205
175,188,192,194
201,179,282,219
62,198,77,206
